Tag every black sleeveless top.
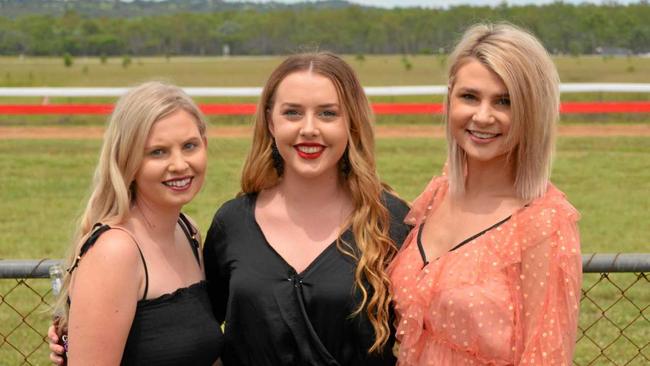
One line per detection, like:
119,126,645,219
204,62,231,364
69,214,223,365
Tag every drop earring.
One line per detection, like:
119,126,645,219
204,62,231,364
271,140,284,176
340,147,351,178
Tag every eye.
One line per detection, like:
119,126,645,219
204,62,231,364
460,93,476,101
183,141,198,150
496,97,511,106
148,148,165,157
319,110,338,119
281,109,301,119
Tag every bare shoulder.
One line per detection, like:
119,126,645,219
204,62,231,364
69,227,144,302
88,228,140,260
73,228,142,279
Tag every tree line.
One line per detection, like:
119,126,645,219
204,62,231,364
0,1,648,56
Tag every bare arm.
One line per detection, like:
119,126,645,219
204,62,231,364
66,230,144,365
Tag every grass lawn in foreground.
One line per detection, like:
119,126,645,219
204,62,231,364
0,136,647,258
0,135,648,365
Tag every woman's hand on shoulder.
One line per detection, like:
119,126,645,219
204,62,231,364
66,229,144,365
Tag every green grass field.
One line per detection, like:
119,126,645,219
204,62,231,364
0,54,648,364
2,55,650,86
1,136,647,258
0,136,648,365
1,55,649,127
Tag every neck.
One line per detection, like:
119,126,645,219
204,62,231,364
464,155,517,199
130,198,180,242
275,169,348,209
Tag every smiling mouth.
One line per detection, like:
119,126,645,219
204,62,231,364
468,130,501,139
162,177,192,190
294,144,325,159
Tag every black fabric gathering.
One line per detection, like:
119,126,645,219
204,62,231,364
203,192,411,366
120,281,223,365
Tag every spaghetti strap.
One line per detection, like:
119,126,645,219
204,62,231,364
110,227,149,301
67,224,111,274
178,213,201,266
68,225,149,301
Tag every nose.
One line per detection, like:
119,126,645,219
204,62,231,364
168,150,189,172
472,102,495,125
299,113,319,137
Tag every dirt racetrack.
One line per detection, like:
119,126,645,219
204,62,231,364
0,124,649,139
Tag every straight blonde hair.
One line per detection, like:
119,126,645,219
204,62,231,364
240,52,398,353
445,23,559,201
53,81,206,327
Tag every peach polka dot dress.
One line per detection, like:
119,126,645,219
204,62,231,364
389,176,582,365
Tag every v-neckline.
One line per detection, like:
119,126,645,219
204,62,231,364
249,194,348,277
416,214,512,266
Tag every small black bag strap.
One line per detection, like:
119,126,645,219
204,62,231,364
67,223,111,274
178,213,201,266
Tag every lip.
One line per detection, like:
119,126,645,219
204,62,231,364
467,129,501,144
162,176,193,192
294,143,325,160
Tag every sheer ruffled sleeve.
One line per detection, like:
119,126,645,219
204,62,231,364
509,196,582,365
402,175,447,229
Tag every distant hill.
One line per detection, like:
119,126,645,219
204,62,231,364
0,0,357,18
0,1,648,56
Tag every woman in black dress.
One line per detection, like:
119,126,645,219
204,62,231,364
203,52,411,365
48,82,223,365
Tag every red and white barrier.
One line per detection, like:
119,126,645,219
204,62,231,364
0,84,648,115
1,83,649,97
1,102,649,115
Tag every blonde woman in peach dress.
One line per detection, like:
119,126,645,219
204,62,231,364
389,23,582,365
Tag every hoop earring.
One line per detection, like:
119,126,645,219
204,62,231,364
340,147,351,178
271,140,284,177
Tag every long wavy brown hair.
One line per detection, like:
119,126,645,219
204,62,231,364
240,52,398,353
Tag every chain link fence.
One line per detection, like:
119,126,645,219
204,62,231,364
576,254,649,365
1,255,649,365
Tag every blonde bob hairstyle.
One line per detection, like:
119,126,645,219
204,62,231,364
53,81,206,326
240,52,398,353
445,23,560,201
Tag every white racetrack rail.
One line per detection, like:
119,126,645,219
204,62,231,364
1,83,649,97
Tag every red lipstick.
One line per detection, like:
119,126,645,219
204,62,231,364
294,143,325,160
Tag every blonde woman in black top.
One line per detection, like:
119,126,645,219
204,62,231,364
48,82,223,365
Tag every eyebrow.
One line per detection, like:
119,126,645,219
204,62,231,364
456,87,479,94
456,87,509,98
145,136,201,149
279,103,340,108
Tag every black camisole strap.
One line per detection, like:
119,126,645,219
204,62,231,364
67,223,111,274
68,224,150,301
178,213,201,266
417,215,512,265
112,227,150,301
137,244,149,300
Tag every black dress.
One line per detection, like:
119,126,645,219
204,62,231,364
69,214,223,365
203,192,411,366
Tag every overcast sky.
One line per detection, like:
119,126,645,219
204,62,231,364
226,0,641,8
